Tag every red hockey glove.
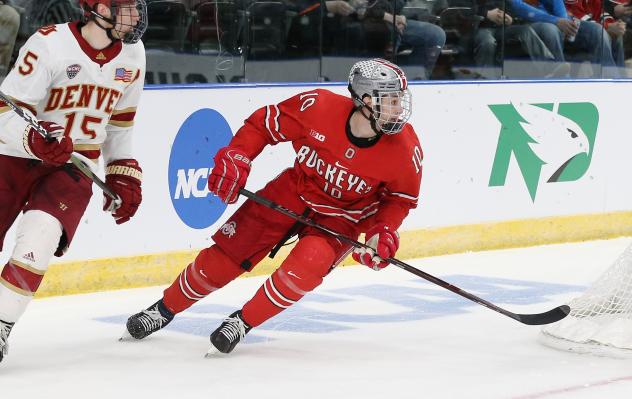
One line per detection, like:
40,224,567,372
24,121,72,166
208,146,251,204
352,224,399,270
103,159,143,225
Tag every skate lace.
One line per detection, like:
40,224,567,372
138,308,168,332
219,315,247,343
0,321,12,354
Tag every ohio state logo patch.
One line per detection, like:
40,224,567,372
66,64,81,79
220,221,237,237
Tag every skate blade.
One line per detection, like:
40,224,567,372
119,329,133,342
204,345,222,358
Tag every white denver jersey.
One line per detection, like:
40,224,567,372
0,21,145,164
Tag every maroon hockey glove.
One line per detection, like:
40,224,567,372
352,224,399,270
103,159,143,225
24,121,72,166
208,146,251,204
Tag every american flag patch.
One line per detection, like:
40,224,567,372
114,68,133,82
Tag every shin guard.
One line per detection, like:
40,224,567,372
241,235,336,327
162,245,245,314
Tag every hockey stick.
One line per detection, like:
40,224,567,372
238,188,570,326
0,90,121,205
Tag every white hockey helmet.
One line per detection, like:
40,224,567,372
348,58,412,134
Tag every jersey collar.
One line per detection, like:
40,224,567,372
346,109,382,148
69,21,122,67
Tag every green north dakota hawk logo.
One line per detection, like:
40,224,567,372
489,102,598,201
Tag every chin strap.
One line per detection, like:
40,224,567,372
92,15,118,43
349,85,383,137
86,5,120,44
355,105,382,138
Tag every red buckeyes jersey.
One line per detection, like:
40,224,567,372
231,89,423,229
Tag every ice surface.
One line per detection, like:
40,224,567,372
2,238,632,398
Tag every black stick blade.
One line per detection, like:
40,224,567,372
516,305,571,325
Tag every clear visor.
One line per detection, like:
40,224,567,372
371,89,412,134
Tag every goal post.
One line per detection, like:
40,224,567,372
540,242,632,357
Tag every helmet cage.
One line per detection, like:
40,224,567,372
371,89,412,134
82,0,148,44
348,59,412,135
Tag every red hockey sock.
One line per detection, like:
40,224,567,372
241,235,335,327
162,245,245,314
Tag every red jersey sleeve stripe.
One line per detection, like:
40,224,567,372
265,105,287,142
386,192,418,201
265,105,279,142
271,105,286,140
110,111,136,122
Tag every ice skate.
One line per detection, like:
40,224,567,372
122,300,174,340
0,320,15,363
205,310,251,357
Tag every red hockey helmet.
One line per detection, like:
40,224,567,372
78,0,147,44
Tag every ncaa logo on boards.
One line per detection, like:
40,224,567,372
168,109,233,229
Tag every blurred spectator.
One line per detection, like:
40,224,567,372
563,0,624,75
0,0,20,76
364,0,446,79
473,0,568,77
563,0,623,76
287,0,380,57
608,0,632,23
608,0,632,65
326,0,381,54
510,0,570,66
510,0,620,77
8,0,82,71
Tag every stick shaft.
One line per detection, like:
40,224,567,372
238,187,569,325
0,90,120,202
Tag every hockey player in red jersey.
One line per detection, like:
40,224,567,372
125,58,423,355
0,0,147,363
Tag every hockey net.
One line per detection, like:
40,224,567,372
540,242,632,357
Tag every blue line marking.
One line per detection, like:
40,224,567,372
97,275,583,344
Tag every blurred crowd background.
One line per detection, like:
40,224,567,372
2,0,632,84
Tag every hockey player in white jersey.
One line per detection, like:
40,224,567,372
0,0,147,363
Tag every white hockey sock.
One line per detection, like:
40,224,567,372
0,210,62,322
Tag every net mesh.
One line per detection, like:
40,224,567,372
540,242,632,355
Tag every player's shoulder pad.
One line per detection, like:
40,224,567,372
396,124,421,149
35,24,64,37
291,88,351,112
122,40,146,62
387,124,423,165
26,23,69,53
311,88,349,102
33,23,69,43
